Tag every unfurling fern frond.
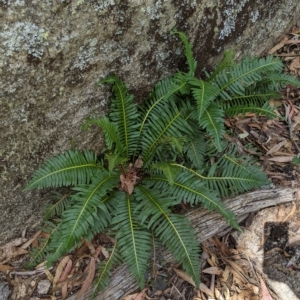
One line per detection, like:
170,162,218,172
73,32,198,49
112,193,152,288
135,186,200,286
99,75,140,157
91,242,123,296
172,31,197,75
25,149,100,190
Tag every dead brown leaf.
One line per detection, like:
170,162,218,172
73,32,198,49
0,238,27,263
120,174,135,195
266,140,287,155
53,256,71,286
134,155,143,169
59,259,73,282
260,277,273,300
75,257,96,300
0,264,13,271
20,230,42,249
122,288,147,300
268,37,288,54
289,57,300,72
202,266,223,275
173,268,196,287
61,282,68,300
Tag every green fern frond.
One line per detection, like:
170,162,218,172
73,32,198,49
25,149,100,190
206,153,269,196
141,106,192,166
47,171,118,264
135,186,200,286
199,103,225,152
144,173,238,228
138,77,185,136
172,31,197,75
112,193,152,288
214,56,283,100
206,49,235,82
91,242,123,296
105,153,127,172
227,89,280,108
257,72,300,91
184,133,205,169
26,221,57,268
170,154,268,198
158,136,187,153
151,162,180,185
44,191,72,220
188,77,220,120
225,102,279,119
99,75,140,157
83,117,124,154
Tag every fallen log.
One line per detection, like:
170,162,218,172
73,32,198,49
68,187,298,300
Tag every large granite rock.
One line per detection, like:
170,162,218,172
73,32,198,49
0,0,299,244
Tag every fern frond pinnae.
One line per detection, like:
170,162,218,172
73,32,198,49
172,31,197,75
47,170,118,264
83,117,124,154
112,193,152,288
225,102,279,119
44,191,72,220
98,75,140,157
135,186,200,286
25,149,100,190
213,55,283,100
206,49,235,82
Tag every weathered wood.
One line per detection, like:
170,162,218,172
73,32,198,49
68,187,298,300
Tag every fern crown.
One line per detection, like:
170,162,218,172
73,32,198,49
25,31,300,297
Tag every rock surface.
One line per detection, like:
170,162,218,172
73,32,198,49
1,0,300,244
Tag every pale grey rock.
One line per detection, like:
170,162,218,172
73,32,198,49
0,0,300,244
0,282,11,300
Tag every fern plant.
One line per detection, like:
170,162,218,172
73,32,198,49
25,31,300,297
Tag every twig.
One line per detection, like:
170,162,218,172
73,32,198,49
273,53,300,57
10,266,53,276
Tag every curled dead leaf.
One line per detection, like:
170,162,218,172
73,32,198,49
75,257,96,300
53,256,71,286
